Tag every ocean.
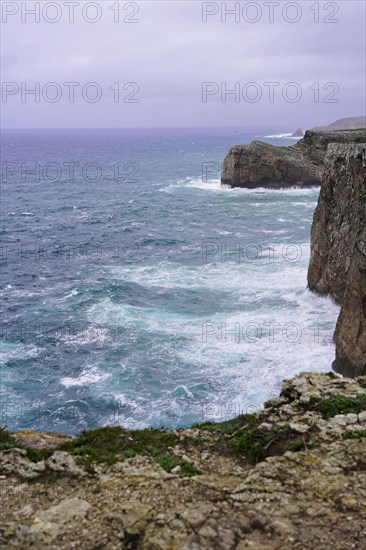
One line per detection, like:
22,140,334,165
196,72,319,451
0,127,340,434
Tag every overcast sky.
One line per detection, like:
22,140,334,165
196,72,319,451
1,0,365,128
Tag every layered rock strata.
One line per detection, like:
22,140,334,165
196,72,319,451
308,143,366,377
221,129,366,188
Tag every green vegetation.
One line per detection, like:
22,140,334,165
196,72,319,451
343,429,366,440
191,420,220,431
286,439,306,452
59,426,173,465
2,377,365,474
313,394,366,419
231,428,270,463
228,425,315,464
0,427,17,452
0,425,201,476
56,426,201,476
0,411,315,472
189,415,318,464
286,439,315,452
192,413,257,434
156,452,201,476
0,427,54,462
24,446,54,462
58,426,184,474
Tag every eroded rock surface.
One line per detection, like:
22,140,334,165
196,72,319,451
1,372,366,549
308,143,366,377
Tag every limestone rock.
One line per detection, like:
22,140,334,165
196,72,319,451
308,143,366,377
46,450,86,476
31,497,91,535
1,373,366,549
221,128,366,188
0,448,45,479
14,430,72,449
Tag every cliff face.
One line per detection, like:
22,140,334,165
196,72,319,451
308,143,366,377
221,129,366,188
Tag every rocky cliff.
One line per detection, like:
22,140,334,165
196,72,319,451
308,143,366,377
221,129,366,188
1,372,366,549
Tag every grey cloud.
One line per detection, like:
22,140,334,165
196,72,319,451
1,0,365,128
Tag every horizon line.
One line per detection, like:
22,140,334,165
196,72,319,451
1,124,312,131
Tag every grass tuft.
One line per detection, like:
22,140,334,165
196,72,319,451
315,395,366,419
343,429,366,440
0,427,17,452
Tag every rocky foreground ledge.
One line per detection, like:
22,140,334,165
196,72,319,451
221,128,366,188
1,372,366,549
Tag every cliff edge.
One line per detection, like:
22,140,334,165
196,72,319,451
221,129,366,188
308,143,366,377
1,372,366,549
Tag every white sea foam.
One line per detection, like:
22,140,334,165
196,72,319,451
60,365,111,388
81,235,340,428
1,130,335,432
109,247,310,293
58,326,111,346
50,288,79,303
0,341,40,363
263,133,303,139
160,177,320,196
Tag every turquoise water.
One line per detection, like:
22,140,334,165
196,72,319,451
0,128,339,434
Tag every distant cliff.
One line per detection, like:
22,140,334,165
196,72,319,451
308,143,366,377
221,129,366,188
312,116,366,131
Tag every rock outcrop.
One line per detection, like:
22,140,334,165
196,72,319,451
1,372,366,549
291,128,304,137
308,143,366,377
221,129,366,188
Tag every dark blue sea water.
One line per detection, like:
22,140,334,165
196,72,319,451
0,127,339,434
